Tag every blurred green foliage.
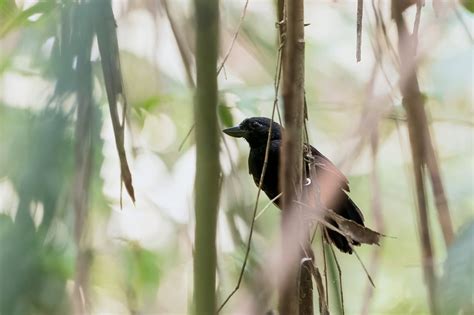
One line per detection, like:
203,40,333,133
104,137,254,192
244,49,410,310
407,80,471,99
0,107,73,315
439,221,474,314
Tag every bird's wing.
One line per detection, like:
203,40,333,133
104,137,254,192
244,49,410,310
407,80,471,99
304,144,350,192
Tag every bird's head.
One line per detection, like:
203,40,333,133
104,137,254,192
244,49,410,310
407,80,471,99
223,117,282,147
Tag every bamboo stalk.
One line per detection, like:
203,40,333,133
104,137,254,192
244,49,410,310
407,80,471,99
425,136,454,246
391,2,438,314
193,0,220,314
279,0,308,313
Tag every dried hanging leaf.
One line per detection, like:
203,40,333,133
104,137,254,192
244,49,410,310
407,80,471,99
327,210,381,246
299,201,382,246
95,0,135,203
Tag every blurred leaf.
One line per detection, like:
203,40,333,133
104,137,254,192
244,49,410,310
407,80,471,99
138,97,160,112
218,99,234,128
120,52,162,104
0,106,73,231
122,242,162,310
461,0,474,13
0,218,70,315
0,0,56,38
438,220,474,314
0,0,16,21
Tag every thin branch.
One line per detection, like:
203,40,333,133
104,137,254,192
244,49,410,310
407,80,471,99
322,233,329,306
412,0,422,55
353,250,375,288
328,240,344,315
360,120,384,315
216,0,250,75
178,124,195,151
162,0,195,87
217,37,284,314
356,0,364,62
310,261,329,315
255,192,282,220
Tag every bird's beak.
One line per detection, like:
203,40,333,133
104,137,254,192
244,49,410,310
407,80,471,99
223,125,247,138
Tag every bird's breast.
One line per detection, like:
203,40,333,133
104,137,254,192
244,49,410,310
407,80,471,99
248,143,281,201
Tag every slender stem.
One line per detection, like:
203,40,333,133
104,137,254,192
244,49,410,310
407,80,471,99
217,29,285,314
216,0,250,75
356,0,363,62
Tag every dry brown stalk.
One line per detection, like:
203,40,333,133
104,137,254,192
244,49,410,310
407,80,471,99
391,1,442,313
279,0,308,312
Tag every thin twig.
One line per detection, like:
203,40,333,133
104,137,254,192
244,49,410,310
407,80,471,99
217,36,284,314
216,95,277,314
360,110,384,315
375,0,399,68
255,192,283,220
310,261,329,315
412,0,422,55
328,239,344,315
178,124,195,151
310,223,318,244
162,0,195,87
217,0,250,75
356,0,364,62
322,233,329,306
353,249,375,287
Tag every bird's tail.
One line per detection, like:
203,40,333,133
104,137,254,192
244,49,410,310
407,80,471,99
324,195,365,254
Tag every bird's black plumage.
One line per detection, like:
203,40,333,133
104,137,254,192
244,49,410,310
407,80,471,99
223,117,365,253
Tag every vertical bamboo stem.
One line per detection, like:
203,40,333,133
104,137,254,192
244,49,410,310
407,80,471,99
193,0,220,314
391,2,438,314
279,0,307,313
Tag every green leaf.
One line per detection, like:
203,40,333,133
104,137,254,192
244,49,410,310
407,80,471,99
95,0,135,203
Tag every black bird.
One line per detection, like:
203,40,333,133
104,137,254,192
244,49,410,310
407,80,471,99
223,117,365,253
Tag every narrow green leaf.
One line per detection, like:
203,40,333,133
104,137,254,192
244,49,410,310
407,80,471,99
94,0,135,203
